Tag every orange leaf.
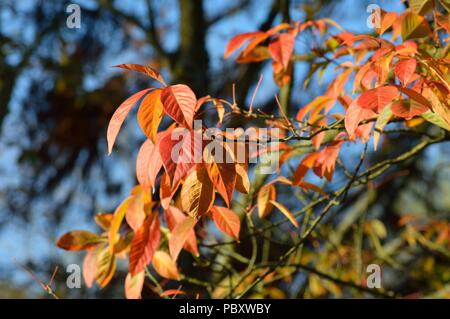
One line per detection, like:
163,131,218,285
107,88,152,154
159,128,200,187
160,289,187,297
125,271,145,299
56,230,104,251
292,153,319,185
169,215,197,261
257,184,276,218
357,86,399,112
137,89,164,143
114,64,166,85
129,213,160,275
94,213,113,231
345,100,376,140
160,84,196,128
125,191,147,232
181,166,215,218
211,206,241,240
109,197,131,252
83,248,98,288
165,206,199,257
268,33,295,70
152,250,180,280
235,163,250,194
224,31,266,58
269,200,299,228
394,59,417,86
391,100,429,120
136,139,163,193
204,145,236,207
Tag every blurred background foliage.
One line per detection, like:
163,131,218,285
0,0,449,298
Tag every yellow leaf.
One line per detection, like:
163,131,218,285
152,250,180,280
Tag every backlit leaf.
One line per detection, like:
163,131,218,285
129,213,160,275
211,206,241,240
114,64,166,85
107,88,152,154
136,139,163,193
181,166,215,218
169,215,197,261
125,271,145,299
161,84,196,128
401,12,431,41
165,206,199,256
268,33,295,70
269,200,299,228
152,250,180,280
394,59,417,86
95,246,116,288
137,89,164,143
56,230,104,251
257,184,276,218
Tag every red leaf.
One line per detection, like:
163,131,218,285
136,139,163,193
211,206,241,240
114,64,166,85
224,32,264,58
169,215,197,261
394,59,417,86
129,213,160,275
158,128,201,187
391,100,429,120
357,86,399,112
268,33,295,70
107,88,152,154
345,100,377,140
160,84,196,128
164,206,199,256
396,85,432,109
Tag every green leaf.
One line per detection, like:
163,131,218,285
374,104,393,150
410,0,434,14
422,110,450,131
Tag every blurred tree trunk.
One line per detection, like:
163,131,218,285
173,0,210,96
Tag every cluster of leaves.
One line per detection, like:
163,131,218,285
57,1,450,299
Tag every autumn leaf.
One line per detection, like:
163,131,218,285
357,86,399,112
83,248,98,288
204,144,236,207
292,153,319,185
235,163,250,194
345,100,377,140
210,206,241,240
107,88,152,154
129,213,160,276
257,184,276,218
160,84,197,128
160,171,179,209
164,206,199,257
125,191,147,232
159,128,201,187
114,64,166,85
224,31,265,58
268,33,295,70
160,289,187,298
109,196,131,252
401,11,432,41
152,250,180,280
391,100,429,120
137,89,164,143
95,246,117,288
125,271,145,299
395,59,417,86
56,230,105,251
181,166,215,218
269,200,299,228
136,139,163,193
94,213,113,231
169,215,197,261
